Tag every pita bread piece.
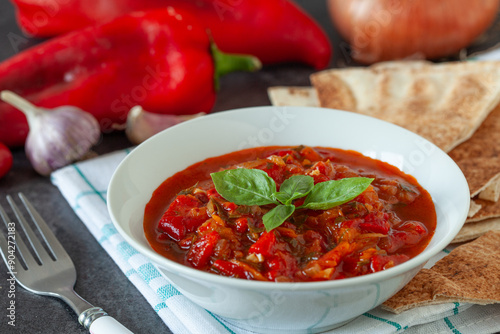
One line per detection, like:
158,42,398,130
449,103,500,197
267,86,319,107
383,230,500,313
311,61,500,152
455,157,500,198
468,200,482,218
453,217,500,244
478,175,500,202
466,198,500,223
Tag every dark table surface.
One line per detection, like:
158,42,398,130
0,1,499,333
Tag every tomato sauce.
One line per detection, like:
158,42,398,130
144,146,436,282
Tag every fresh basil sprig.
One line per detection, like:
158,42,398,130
211,168,373,232
210,168,277,206
274,175,314,205
300,178,375,210
263,204,295,232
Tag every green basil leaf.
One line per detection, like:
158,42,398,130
263,204,295,232
211,168,277,206
300,177,374,210
274,175,314,205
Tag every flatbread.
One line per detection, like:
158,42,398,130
449,103,500,197
455,157,500,198
478,175,500,202
310,61,500,152
467,198,500,223
382,230,500,313
468,200,482,218
267,86,320,107
452,217,500,244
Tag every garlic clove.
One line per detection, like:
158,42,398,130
125,105,205,144
0,90,100,176
25,107,101,175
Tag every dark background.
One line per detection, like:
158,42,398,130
0,1,499,333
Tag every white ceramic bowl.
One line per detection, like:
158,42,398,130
108,106,469,333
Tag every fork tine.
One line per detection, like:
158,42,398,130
0,202,35,272
0,231,10,267
7,194,59,266
17,193,70,261
0,215,14,270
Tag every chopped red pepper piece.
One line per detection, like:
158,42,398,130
379,221,429,253
359,212,391,235
234,217,248,234
207,188,222,199
264,250,299,281
186,231,220,268
299,146,324,162
317,241,352,267
213,259,249,279
260,163,287,186
370,254,409,272
222,202,237,212
158,195,208,241
248,231,277,258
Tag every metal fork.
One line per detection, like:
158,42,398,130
0,193,133,333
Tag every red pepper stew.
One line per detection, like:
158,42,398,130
144,146,436,282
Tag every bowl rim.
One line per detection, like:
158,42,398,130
108,106,470,291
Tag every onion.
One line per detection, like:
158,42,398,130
328,0,500,64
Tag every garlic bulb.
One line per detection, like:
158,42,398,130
0,90,100,176
125,105,205,144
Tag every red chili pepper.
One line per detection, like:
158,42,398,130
0,8,261,147
0,143,13,179
10,0,331,69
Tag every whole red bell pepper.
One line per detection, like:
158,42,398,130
0,8,261,147
10,0,331,69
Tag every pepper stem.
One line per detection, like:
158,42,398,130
211,43,262,91
0,90,41,128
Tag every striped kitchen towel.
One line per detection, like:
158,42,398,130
51,148,500,334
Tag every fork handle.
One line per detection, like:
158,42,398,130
89,315,134,334
80,307,133,334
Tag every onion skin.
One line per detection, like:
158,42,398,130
328,0,500,64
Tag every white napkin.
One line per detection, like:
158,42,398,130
51,149,500,334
